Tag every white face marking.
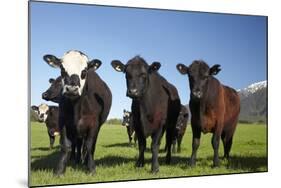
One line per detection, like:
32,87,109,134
61,51,88,96
38,104,49,122
124,112,130,117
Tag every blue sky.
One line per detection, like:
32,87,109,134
30,1,267,119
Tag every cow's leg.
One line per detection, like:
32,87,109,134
136,134,146,168
223,122,237,159
189,126,201,167
151,128,162,173
212,133,221,167
221,131,228,159
172,137,177,154
48,133,55,149
86,126,99,174
177,135,183,153
54,127,72,176
127,126,132,145
165,126,174,164
133,132,137,147
75,138,83,164
70,142,76,162
224,136,233,159
222,129,234,159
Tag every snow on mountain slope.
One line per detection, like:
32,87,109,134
238,80,267,98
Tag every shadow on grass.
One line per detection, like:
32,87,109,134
173,155,267,172
103,142,133,148
95,155,135,167
31,150,61,171
31,146,60,151
31,150,88,172
227,155,268,171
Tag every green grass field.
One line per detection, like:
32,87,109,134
30,122,267,187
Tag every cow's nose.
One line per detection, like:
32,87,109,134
129,88,138,95
192,90,202,98
42,92,48,99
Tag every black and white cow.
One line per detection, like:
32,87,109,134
31,104,60,149
43,50,112,175
122,109,137,146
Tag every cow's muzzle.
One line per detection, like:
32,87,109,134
63,85,80,98
192,91,202,99
126,89,140,98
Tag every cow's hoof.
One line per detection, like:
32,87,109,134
53,169,64,177
212,163,220,168
151,168,159,174
188,160,196,167
87,169,96,176
136,161,144,168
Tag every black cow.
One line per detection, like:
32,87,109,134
177,60,240,167
31,104,60,149
42,76,62,103
111,56,181,173
122,109,137,146
43,50,112,175
172,105,188,153
42,76,81,162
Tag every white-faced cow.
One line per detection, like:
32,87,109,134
43,50,112,175
176,60,240,167
111,56,181,173
31,104,60,149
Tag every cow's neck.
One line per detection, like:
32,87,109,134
197,78,219,126
138,75,160,115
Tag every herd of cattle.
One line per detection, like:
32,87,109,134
31,50,240,175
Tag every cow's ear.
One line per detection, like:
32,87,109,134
111,60,125,72
31,106,38,111
88,59,102,71
149,62,161,73
49,78,55,84
43,55,61,68
209,64,221,75
176,64,189,75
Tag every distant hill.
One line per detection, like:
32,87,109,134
238,81,267,123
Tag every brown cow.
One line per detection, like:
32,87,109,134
176,60,240,167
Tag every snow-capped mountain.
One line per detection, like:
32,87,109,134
238,80,267,98
238,80,267,123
